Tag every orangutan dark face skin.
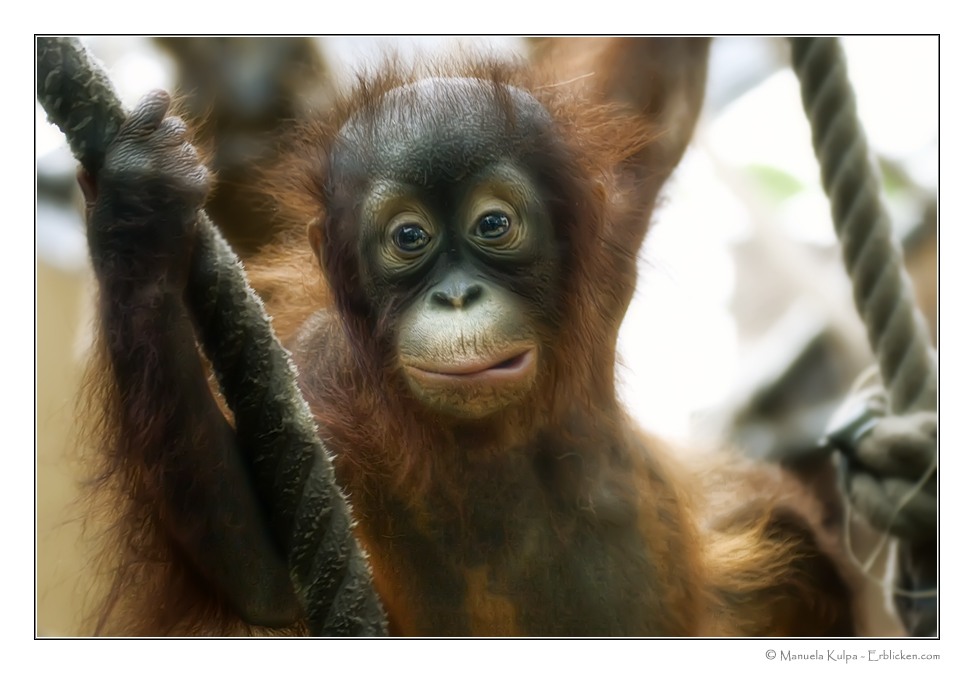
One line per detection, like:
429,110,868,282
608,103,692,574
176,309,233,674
323,78,562,418
81,40,865,639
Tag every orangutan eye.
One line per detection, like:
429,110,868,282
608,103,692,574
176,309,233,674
475,213,510,239
393,224,430,251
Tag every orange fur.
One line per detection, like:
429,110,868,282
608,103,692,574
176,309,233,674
79,40,862,636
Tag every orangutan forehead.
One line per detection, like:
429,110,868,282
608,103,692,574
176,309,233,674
331,77,554,186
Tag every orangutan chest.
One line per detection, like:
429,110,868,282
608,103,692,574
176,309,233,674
358,483,677,636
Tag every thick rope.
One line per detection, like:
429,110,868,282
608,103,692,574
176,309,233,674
791,38,937,637
789,37,937,416
36,37,386,636
36,37,125,176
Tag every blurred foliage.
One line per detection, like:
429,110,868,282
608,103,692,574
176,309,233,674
879,158,914,197
745,163,805,203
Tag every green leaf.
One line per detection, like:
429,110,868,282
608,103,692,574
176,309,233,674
744,164,805,203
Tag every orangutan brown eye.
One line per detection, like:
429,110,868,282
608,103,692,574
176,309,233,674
475,213,510,239
394,224,430,251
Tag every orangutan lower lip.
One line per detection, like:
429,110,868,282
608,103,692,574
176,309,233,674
407,348,535,380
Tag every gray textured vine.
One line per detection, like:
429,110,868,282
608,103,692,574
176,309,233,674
36,36,386,636
791,37,937,639
36,37,126,176
789,37,937,415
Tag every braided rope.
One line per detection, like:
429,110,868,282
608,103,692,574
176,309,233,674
37,37,386,636
789,37,937,415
